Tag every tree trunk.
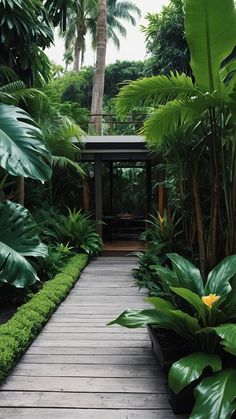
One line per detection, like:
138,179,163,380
15,176,25,206
192,164,206,279
90,0,107,135
73,37,81,71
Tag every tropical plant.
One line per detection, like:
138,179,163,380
34,207,103,256
142,0,190,76
0,201,48,288
58,209,103,255
169,352,236,419
109,252,236,416
115,0,236,278
0,0,53,86
109,253,236,351
61,0,141,72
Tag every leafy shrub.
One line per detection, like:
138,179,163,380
134,211,179,295
110,253,236,417
0,254,88,382
34,207,103,257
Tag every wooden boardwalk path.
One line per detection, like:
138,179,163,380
0,257,184,418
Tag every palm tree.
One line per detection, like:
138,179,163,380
106,0,141,49
90,0,107,135
62,0,141,71
115,0,236,276
89,0,140,133
63,0,98,71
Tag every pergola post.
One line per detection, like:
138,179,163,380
95,154,103,236
146,160,152,216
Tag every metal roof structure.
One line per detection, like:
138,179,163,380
82,135,150,161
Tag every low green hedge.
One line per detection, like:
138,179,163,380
0,253,88,382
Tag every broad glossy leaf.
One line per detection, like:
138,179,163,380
210,324,236,356
0,103,52,180
185,0,236,92
169,352,222,394
167,253,204,295
146,297,175,311
191,369,236,419
108,308,200,344
151,265,179,287
0,200,48,288
205,255,236,297
170,287,207,321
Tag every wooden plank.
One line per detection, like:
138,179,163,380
20,354,156,365
41,326,148,334
0,408,180,419
0,391,169,409
31,340,151,348
11,363,160,378
38,333,149,341
1,376,163,392
26,346,154,356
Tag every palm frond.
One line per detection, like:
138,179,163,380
115,72,196,116
107,16,127,38
141,100,197,146
0,65,19,86
53,156,85,175
107,27,121,49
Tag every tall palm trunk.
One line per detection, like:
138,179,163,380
73,36,81,71
90,0,107,135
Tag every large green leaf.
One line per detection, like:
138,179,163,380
169,352,222,394
0,200,48,288
168,253,205,295
108,308,200,344
209,324,236,356
191,369,236,419
0,103,52,180
205,255,236,297
185,0,236,92
170,287,207,322
146,296,176,311
151,264,179,287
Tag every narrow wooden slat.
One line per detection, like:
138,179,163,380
0,391,168,409
26,346,154,356
1,376,163,392
11,363,160,378
20,354,156,365
0,408,179,419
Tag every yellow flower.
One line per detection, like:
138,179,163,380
202,294,220,309
158,213,165,226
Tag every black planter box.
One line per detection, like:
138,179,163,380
147,325,192,374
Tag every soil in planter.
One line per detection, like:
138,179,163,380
148,325,192,373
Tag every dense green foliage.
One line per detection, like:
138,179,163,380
142,0,190,76
0,0,53,85
116,0,236,276
0,254,87,382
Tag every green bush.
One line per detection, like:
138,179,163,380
0,253,88,383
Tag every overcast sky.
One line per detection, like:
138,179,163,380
47,0,170,66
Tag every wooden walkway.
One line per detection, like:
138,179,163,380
0,257,183,418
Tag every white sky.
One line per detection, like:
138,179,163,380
47,0,170,67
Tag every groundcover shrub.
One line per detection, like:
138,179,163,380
0,253,88,382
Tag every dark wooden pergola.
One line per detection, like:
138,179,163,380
81,135,164,237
